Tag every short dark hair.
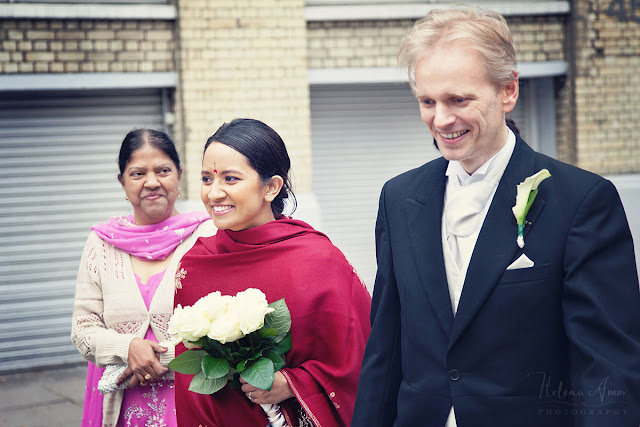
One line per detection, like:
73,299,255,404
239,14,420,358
205,118,296,216
118,129,180,175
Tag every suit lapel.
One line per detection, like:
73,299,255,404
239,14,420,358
405,158,455,335
449,137,546,347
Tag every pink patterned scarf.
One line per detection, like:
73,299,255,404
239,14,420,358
92,211,210,261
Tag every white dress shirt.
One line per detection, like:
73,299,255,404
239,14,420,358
442,129,516,427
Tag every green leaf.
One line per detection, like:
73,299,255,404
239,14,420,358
264,298,291,342
205,339,227,358
264,350,286,371
236,358,248,372
168,350,207,375
231,352,245,361
229,373,242,390
201,355,230,379
236,347,250,358
272,332,292,355
240,357,275,391
258,328,278,339
247,332,263,350
525,188,539,215
191,337,208,348
188,371,227,395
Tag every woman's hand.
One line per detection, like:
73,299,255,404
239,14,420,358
119,337,169,386
240,371,294,405
116,366,138,388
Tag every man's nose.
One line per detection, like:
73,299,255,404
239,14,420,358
434,104,455,129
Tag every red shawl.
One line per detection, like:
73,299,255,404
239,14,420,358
173,218,371,427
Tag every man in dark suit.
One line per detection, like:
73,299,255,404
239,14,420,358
352,6,640,427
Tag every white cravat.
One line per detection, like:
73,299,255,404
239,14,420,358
444,176,496,271
442,129,516,427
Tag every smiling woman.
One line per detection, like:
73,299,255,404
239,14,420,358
200,118,296,230
173,119,372,427
201,142,283,232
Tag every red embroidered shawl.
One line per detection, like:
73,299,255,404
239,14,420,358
173,218,371,427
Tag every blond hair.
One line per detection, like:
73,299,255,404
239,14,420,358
398,4,518,90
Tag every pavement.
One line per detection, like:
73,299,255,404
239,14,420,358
0,364,86,427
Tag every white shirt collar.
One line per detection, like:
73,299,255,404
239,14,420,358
445,128,516,187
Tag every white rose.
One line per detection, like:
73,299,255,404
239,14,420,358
193,291,231,322
232,288,275,335
208,310,244,344
168,304,187,345
169,304,211,343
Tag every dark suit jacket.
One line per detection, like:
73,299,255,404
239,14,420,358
352,137,640,427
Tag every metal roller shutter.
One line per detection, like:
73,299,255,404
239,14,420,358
310,82,534,290
310,83,440,289
0,88,165,373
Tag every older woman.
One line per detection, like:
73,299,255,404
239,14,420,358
173,119,372,426
71,129,215,427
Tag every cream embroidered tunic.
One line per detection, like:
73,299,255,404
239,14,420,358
71,220,215,427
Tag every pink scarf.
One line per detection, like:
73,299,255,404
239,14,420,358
92,211,210,261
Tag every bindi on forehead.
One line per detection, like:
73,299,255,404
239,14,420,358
214,160,217,174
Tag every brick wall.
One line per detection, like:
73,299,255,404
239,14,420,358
307,19,410,68
307,16,565,68
510,16,566,62
177,0,312,200
572,0,640,174
0,19,176,74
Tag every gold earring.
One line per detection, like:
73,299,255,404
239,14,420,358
178,188,182,196
125,196,129,202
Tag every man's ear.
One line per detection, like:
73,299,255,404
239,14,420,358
265,175,284,202
502,75,519,114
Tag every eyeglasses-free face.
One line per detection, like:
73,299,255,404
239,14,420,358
120,144,182,225
200,142,282,232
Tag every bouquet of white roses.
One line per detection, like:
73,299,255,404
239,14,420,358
168,288,291,427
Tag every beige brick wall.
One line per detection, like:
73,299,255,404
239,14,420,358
177,0,312,200
572,0,640,174
307,19,410,68
307,16,565,68
510,16,566,62
0,19,176,74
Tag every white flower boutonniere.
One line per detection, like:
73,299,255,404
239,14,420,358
512,169,551,248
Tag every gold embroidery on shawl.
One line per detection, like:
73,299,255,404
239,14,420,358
175,262,187,293
298,406,315,426
329,391,341,409
281,370,322,427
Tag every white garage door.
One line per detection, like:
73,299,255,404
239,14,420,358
310,82,536,291
0,88,166,373
310,83,439,290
